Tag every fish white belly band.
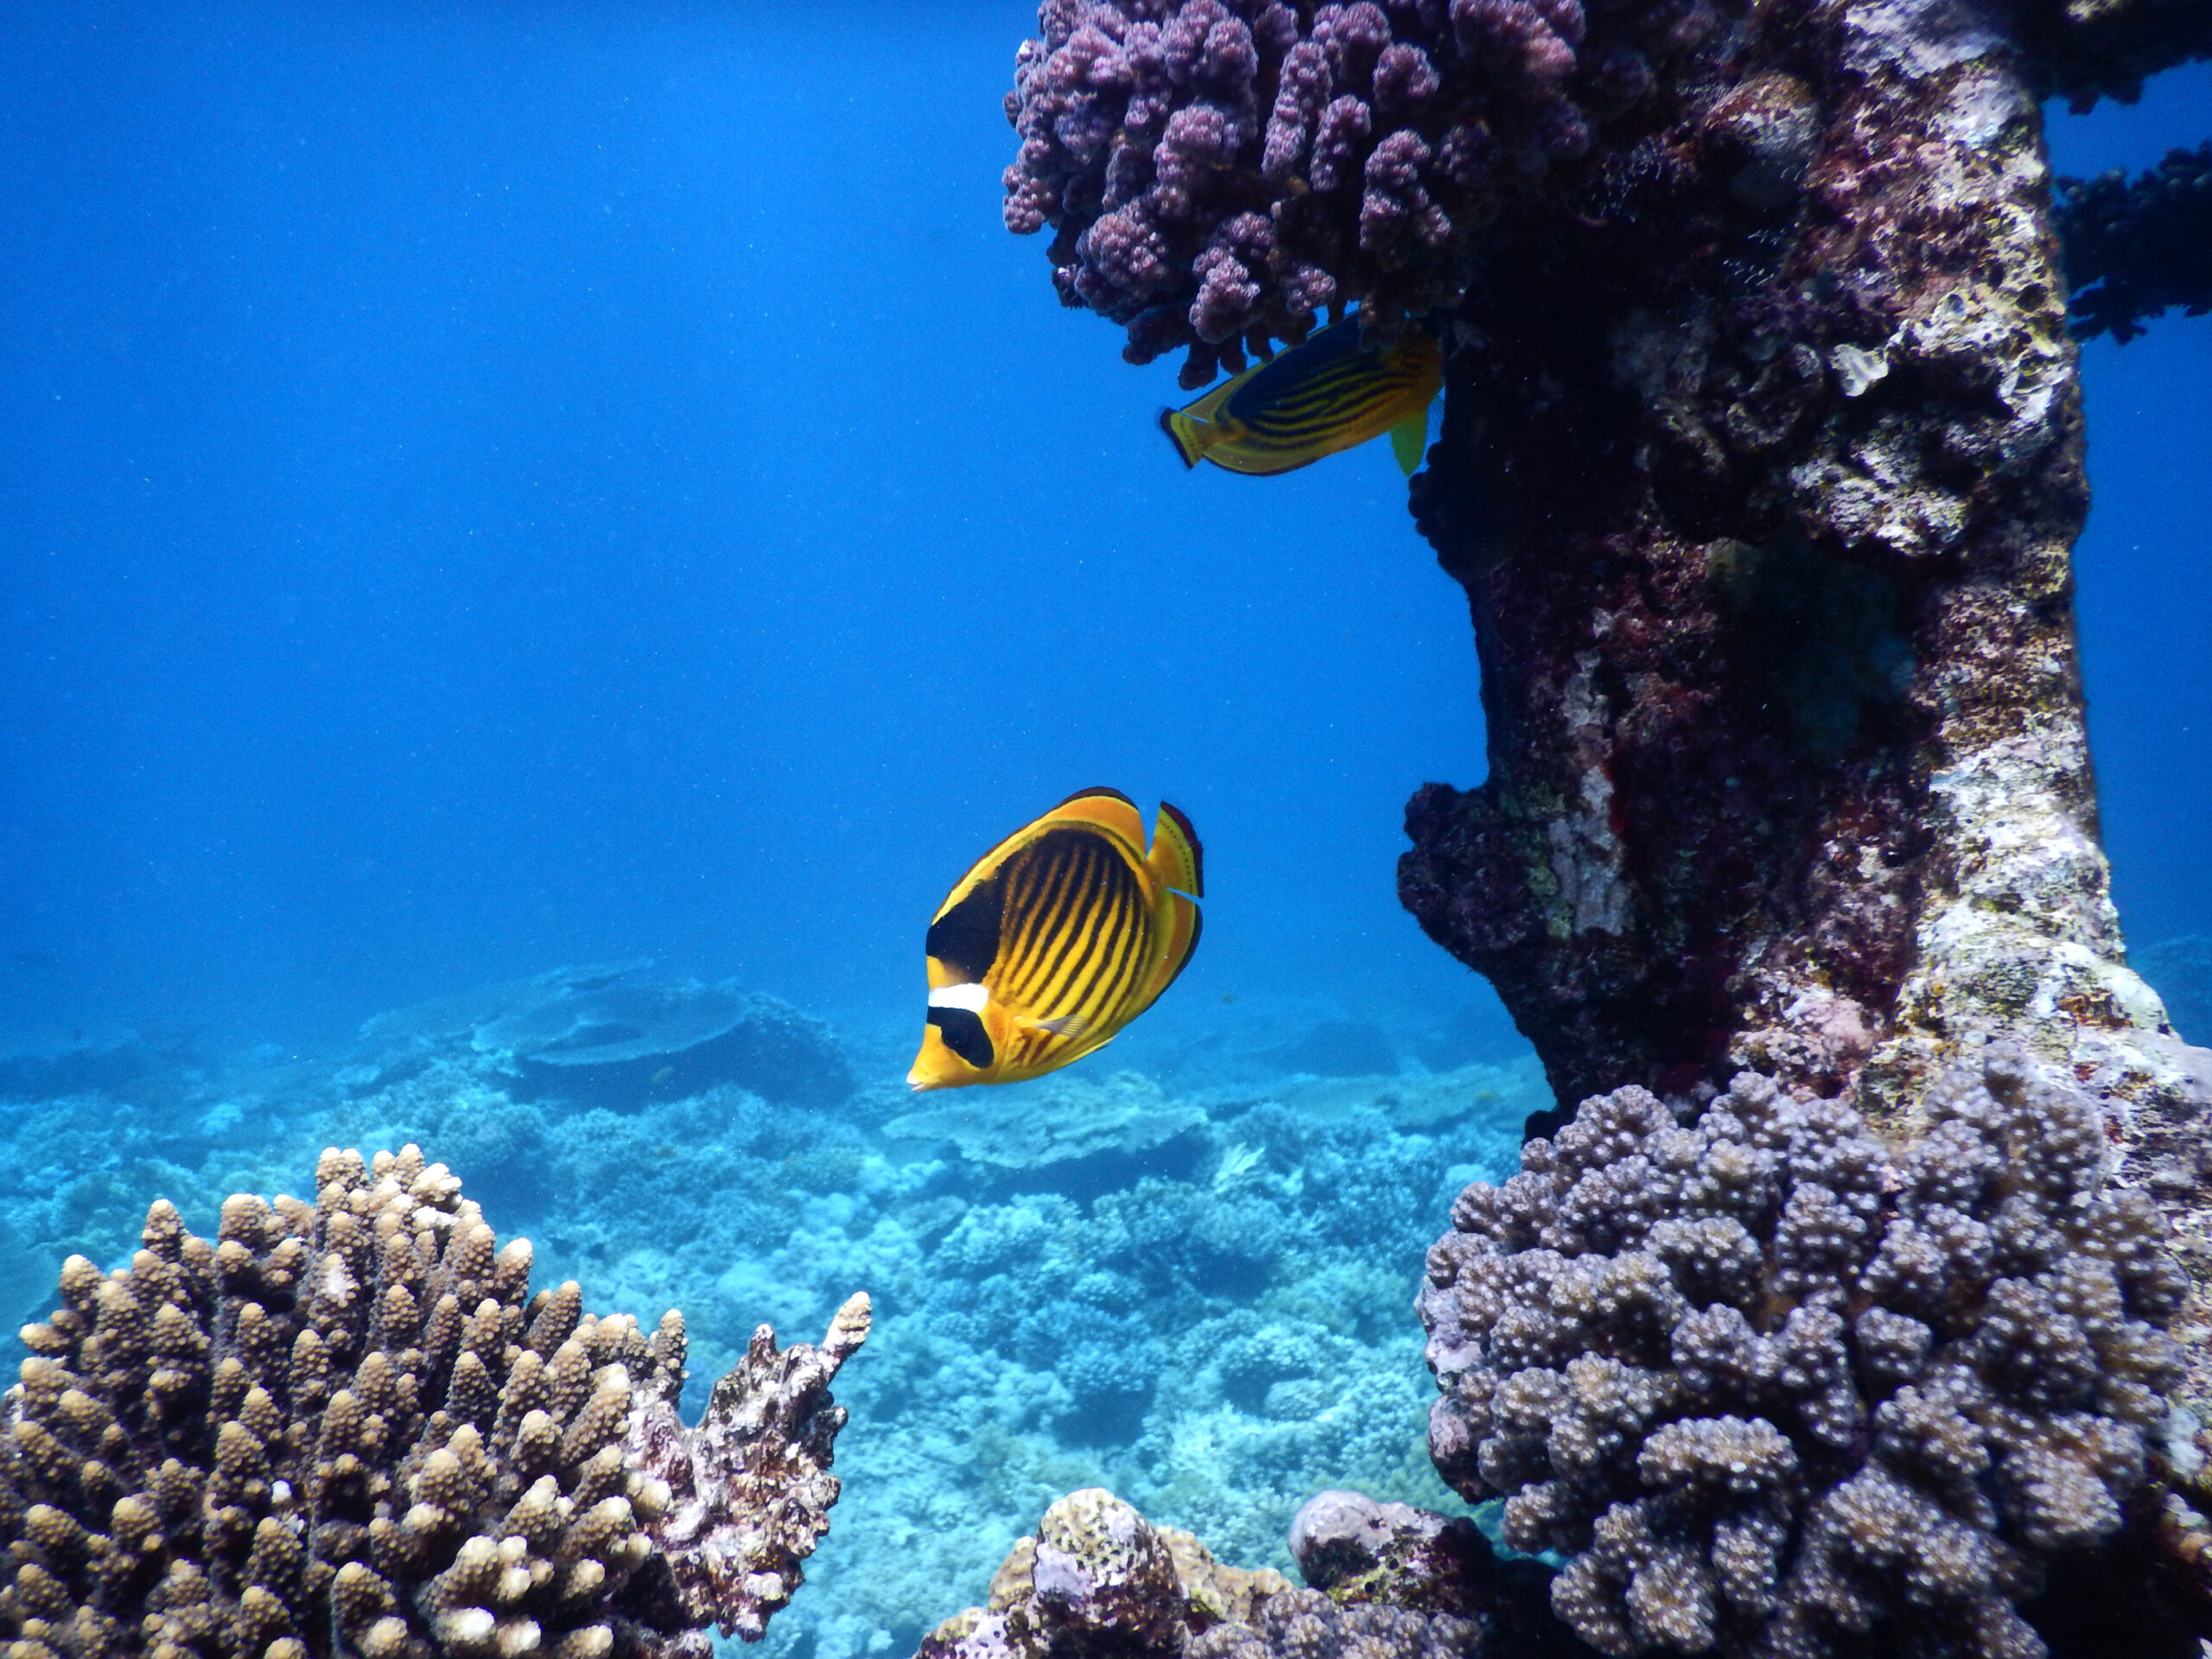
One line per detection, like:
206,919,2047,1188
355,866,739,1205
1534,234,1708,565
928,982,990,1013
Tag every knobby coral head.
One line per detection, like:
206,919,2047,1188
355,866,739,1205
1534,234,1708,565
1002,0,1719,386
1419,1049,2189,1658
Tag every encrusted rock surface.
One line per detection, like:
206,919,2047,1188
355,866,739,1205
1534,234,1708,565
919,1489,1493,1659
1418,1052,2190,1656
1396,0,2149,1111
1385,0,2212,1474
0,1143,867,1656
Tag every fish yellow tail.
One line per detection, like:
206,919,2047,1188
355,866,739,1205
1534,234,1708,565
1147,801,1204,898
1389,399,1433,475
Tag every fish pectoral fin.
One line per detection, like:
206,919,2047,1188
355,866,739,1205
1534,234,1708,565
1389,401,1432,476
1019,1013,1089,1038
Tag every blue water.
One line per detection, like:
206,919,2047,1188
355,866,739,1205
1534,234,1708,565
0,7,2203,1655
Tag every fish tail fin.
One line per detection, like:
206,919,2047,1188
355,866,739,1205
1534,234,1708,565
1147,802,1204,898
1389,399,1433,476
1160,406,1210,469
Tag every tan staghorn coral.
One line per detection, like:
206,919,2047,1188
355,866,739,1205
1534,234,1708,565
0,1143,868,1658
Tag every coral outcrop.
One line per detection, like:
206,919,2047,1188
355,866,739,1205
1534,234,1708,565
2055,143,2212,341
359,963,855,1109
1417,1050,2188,1656
0,1143,868,1656
885,1071,1207,1182
1001,0,1725,385
918,1488,1486,1659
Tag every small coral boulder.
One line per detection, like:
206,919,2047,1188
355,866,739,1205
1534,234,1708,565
1418,1050,2188,1657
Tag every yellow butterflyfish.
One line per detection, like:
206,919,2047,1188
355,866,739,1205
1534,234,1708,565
906,789,1203,1091
1160,316,1441,477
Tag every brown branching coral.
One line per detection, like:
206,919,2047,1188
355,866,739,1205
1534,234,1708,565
0,1143,868,1657
1417,1048,2187,1657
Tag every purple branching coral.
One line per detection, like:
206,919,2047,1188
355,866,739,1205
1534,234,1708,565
0,1144,868,1658
1001,0,1719,386
1417,1049,2189,1658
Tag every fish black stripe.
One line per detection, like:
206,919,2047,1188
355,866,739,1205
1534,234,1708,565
1245,347,1411,404
1040,840,1141,1023
995,836,1065,996
1033,840,1123,1017
1001,829,1093,1002
1249,369,1384,420
1257,368,1419,416
1243,397,1403,440
1084,879,1150,1031
1004,831,1106,1013
1062,862,1137,1029
1244,379,1414,430
1096,861,1155,1021
1007,830,1111,1010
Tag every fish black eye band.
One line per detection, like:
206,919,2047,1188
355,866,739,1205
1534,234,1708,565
925,1004,995,1071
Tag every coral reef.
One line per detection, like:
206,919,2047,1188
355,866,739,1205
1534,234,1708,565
1392,0,2171,1116
2055,143,2212,341
1001,0,1724,385
1373,0,2212,1510
0,1142,867,1656
1417,1049,2188,1656
885,1071,1208,1185
918,1488,1486,1659
0,996,1540,1659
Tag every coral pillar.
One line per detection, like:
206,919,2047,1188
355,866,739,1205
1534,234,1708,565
1400,0,2212,1501
1402,0,2173,1121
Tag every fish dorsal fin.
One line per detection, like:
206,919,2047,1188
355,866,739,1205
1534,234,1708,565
1389,397,1433,476
1147,801,1204,898
1039,786,1147,854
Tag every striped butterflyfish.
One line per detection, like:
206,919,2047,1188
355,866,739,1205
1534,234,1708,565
906,788,1203,1091
1160,316,1441,478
